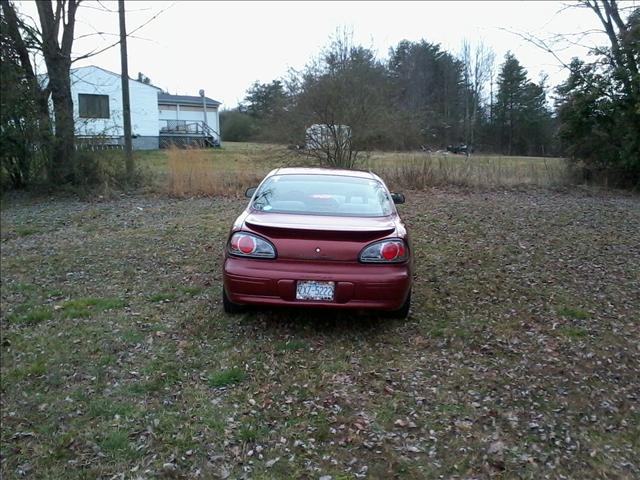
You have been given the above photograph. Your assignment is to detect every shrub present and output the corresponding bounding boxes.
[71,149,146,195]
[220,110,260,142]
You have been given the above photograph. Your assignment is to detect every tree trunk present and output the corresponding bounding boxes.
[36,0,79,184]
[47,60,76,183]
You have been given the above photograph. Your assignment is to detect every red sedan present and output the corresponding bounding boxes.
[222,168,412,317]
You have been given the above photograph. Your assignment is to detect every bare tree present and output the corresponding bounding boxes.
[460,39,495,151]
[584,0,639,99]
[295,29,388,168]
[501,1,637,100]
[35,0,80,183]
[461,41,471,149]
[304,123,357,168]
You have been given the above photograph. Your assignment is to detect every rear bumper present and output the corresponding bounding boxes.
[223,257,411,311]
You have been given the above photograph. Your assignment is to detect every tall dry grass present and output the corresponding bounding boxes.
[166,147,265,197]
[365,152,575,190]
[163,143,576,197]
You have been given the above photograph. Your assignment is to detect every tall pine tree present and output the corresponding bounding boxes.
[494,53,528,155]
[493,53,554,156]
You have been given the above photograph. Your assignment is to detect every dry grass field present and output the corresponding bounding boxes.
[365,152,573,190]
[1,144,638,479]
[140,143,293,196]
[135,143,575,197]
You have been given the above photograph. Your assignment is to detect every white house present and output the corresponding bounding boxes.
[68,65,221,149]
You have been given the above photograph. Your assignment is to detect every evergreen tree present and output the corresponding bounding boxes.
[244,80,288,120]
[388,40,466,148]
[493,53,555,156]
[494,53,528,154]
[555,3,639,186]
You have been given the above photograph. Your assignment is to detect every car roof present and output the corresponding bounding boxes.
[266,167,379,180]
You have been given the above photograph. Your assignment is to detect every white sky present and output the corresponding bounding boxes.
[15,1,631,108]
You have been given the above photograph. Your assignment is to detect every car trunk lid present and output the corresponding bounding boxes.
[244,212,396,262]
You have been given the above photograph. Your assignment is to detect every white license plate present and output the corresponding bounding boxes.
[296,281,335,301]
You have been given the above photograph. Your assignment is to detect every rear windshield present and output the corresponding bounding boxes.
[251,174,394,217]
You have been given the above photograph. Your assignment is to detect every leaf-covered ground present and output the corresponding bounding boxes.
[1,188,638,479]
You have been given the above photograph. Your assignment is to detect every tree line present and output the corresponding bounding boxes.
[223,2,638,186]
[223,37,556,158]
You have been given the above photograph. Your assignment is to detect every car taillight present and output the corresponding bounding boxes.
[359,239,408,263]
[228,232,276,259]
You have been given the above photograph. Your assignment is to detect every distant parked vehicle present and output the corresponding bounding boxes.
[447,144,472,155]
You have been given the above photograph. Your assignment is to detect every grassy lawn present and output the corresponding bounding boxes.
[1,149,639,478]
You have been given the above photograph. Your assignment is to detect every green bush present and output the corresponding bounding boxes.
[72,150,145,193]
[220,110,260,142]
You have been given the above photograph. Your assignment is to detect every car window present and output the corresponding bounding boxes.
[251,174,393,217]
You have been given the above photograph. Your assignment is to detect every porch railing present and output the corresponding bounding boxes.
[160,120,219,138]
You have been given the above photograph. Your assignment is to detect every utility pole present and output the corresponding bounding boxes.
[119,0,133,178]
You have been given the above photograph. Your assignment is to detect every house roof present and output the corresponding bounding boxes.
[70,65,163,90]
[158,93,221,107]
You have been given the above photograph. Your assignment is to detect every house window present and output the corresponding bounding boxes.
[78,94,110,118]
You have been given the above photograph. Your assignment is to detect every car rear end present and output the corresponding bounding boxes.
[222,170,412,315]
[223,227,411,311]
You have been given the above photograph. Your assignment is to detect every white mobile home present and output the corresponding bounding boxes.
[68,65,221,149]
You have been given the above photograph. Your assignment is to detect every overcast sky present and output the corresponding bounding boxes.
[16,1,625,108]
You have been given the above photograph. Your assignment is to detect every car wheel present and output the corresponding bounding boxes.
[222,288,244,314]
[386,290,411,319]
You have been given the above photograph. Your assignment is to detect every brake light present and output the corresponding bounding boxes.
[360,239,408,263]
[228,232,276,259]
[238,235,256,254]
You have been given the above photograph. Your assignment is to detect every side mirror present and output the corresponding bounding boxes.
[245,187,257,198]
[391,192,405,205]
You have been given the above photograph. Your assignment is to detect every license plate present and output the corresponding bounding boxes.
[296,281,335,301]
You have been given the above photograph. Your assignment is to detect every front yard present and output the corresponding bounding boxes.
[1,187,638,479]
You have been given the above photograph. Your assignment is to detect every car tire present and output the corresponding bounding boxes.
[386,290,411,319]
[222,288,244,314]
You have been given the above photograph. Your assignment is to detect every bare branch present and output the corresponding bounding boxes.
[74,30,151,42]
[71,2,173,63]
[54,0,62,38]
[61,0,80,58]
[1,0,37,81]
[584,0,638,96]
[96,0,115,12]
[607,0,628,32]
[79,1,152,13]
[498,27,574,72]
